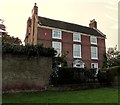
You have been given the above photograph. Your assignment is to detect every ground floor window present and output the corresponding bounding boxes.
[52,41,62,56]
[91,63,98,76]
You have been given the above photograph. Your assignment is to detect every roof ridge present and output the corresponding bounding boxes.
[38,16,90,29]
[38,16,106,38]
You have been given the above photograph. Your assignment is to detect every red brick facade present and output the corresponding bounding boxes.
[25,3,106,69]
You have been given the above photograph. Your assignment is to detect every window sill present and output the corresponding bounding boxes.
[73,40,81,42]
[73,56,82,59]
[52,37,62,40]
[91,58,98,60]
[91,42,97,45]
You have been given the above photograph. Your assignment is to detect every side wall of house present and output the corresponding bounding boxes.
[2,54,52,92]
[98,38,106,68]
[37,27,52,47]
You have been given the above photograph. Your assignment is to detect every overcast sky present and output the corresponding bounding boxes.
[0,0,118,49]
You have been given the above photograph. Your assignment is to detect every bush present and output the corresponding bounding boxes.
[2,43,57,57]
[108,66,120,86]
[50,67,97,85]
[97,70,110,86]
[97,66,120,86]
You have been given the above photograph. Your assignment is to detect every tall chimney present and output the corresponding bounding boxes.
[27,17,31,27]
[89,19,97,28]
[32,3,38,15]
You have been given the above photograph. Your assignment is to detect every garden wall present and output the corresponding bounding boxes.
[2,54,52,92]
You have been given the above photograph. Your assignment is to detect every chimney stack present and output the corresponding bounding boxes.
[32,3,38,15]
[27,17,31,27]
[89,19,97,28]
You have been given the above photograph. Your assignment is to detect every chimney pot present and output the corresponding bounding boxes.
[35,3,37,6]
[89,19,97,28]
[32,3,38,15]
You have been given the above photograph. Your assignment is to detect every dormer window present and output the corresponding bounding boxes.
[52,29,62,39]
[91,36,97,45]
[73,33,81,42]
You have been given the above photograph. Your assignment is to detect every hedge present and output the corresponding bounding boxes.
[97,66,120,86]
[50,67,97,85]
[2,42,57,57]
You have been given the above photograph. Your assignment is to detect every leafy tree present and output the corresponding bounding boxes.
[106,46,120,67]
[0,19,22,45]
[102,53,108,69]
[2,34,22,45]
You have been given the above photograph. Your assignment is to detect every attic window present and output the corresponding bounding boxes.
[73,33,81,42]
[90,36,97,45]
[52,29,62,39]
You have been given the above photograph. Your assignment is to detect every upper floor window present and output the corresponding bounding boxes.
[91,46,98,59]
[73,44,81,58]
[52,29,62,39]
[90,36,97,45]
[52,41,62,56]
[73,33,81,42]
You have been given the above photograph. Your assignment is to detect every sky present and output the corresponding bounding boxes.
[0,0,119,49]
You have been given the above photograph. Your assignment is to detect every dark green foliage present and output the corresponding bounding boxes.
[2,43,57,57]
[110,66,120,75]
[52,56,68,68]
[107,46,120,67]
[102,53,108,69]
[50,67,97,85]
[97,70,110,86]
[97,66,120,86]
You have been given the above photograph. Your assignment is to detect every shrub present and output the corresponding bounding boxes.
[2,43,57,57]
[97,70,110,86]
[49,67,97,85]
[108,66,120,86]
[97,66,120,86]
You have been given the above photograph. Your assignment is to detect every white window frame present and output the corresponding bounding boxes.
[90,36,97,45]
[73,33,81,42]
[91,46,98,59]
[52,29,62,39]
[91,63,99,75]
[52,41,62,56]
[73,44,81,58]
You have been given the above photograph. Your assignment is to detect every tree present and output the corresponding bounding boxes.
[102,53,108,69]
[2,34,22,45]
[106,46,120,67]
[0,19,22,45]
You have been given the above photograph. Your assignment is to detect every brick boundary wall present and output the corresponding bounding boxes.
[2,54,52,92]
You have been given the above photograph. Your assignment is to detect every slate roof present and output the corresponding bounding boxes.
[38,16,106,38]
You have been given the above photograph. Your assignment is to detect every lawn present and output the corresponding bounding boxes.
[2,87,118,103]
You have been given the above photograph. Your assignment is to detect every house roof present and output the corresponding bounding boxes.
[38,16,106,38]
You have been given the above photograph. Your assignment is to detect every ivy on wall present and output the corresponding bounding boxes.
[2,42,57,57]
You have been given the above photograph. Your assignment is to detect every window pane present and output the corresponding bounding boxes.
[91,46,98,59]
[91,36,97,44]
[52,29,61,39]
[73,33,81,42]
[73,44,81,58]
[52,41,61,56]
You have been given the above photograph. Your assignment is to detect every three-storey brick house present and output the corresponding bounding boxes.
[25,3,106,72]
